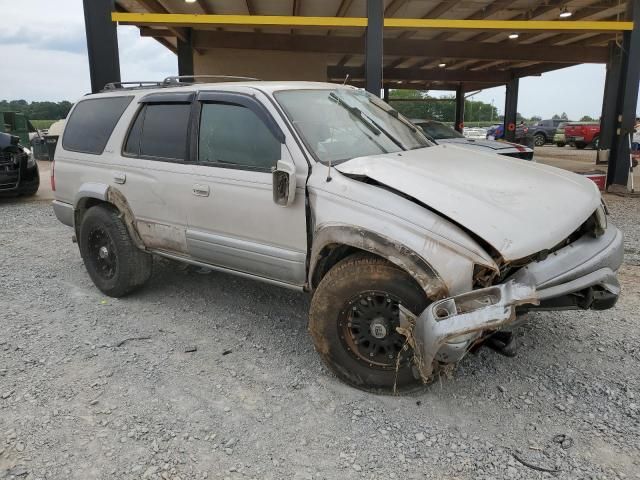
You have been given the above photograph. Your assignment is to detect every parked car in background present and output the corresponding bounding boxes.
[554,122,569,147]
[486,123,535,149]
[0,131,39,197]
[52,80,621,393]
[413,120,533,160]
[565,123,600,149]
[530,119,567,147]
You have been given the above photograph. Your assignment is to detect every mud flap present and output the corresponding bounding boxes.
[399,281,538,382]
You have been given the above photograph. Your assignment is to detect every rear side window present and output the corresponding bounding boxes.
[198,103,281,170]
[62,96,133,154]
[124,103,191,161]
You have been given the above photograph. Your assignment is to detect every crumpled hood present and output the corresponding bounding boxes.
[335,144,600,260]
[438,137,531,152]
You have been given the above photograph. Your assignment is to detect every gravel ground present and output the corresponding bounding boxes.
[1,195,639,480]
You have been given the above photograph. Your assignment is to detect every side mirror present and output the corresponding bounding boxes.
[272,160,296,207]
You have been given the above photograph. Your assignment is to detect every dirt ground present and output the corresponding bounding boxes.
[1,163,639,479]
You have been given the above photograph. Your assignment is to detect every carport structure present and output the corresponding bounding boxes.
[83,0,639,190]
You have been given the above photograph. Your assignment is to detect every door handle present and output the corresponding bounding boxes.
[192,184,210,197]
[112,171,126,184]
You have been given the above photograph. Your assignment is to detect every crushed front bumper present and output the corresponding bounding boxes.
[405,224,623,381]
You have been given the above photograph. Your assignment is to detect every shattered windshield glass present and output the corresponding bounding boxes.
[275,88,432,165]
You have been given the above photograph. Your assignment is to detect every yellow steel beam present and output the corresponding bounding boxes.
[111,12,633,31]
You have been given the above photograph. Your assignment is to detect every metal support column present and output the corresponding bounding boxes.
[365,0,384,96]
[177,28,194,78]
[455,85,465,133]
[383,87,390,103]
[607,0,640,189]
[82,0,121,93]
[504,78,519,142]
[598,42,622,163]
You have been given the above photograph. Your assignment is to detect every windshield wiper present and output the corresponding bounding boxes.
[358,111,408,151]
[328,92,381,137]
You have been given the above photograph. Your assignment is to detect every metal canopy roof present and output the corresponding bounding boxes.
[114,0,631,90]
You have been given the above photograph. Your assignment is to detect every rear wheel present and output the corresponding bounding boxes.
[576,142,587,150]
[309,254,430,394]
[556,142,565,148]
[78,205,152,297]
[533,133,546,147]
[591,135,600,149]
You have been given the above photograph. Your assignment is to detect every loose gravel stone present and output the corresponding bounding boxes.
[0,194,639,479]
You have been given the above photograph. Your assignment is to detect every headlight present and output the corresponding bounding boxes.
[594,204,607,236]
[24,148,36,168]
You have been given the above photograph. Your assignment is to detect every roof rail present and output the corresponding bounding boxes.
[101,75,262,93]
[162,75,261,85]
[102,81,166,91]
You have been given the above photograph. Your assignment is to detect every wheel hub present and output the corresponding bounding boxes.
[338,291,410,369]
[87,227,117,280]
[369,318,388,339]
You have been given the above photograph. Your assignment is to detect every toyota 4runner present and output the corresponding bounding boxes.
[52,78,623,393]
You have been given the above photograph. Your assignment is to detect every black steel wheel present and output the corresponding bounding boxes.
[78,205,152,297]
[338,291,410,370]
[309,254,430,394]
[87,226,118,280]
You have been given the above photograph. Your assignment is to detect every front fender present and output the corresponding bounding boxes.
[310,226,448,299]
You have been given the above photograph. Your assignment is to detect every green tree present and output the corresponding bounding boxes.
[388,89,498,124]
[580,115,595,122]
[0,100,73,120]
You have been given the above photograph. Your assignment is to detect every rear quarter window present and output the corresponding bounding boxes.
[123,103,191,161]
[62,96,133,154]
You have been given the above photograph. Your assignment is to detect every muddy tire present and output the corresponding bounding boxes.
[309,254,429,394]
[78,205,152,298]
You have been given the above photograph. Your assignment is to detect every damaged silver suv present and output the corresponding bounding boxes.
[52,79,623,393]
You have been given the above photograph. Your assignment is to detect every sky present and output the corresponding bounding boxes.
[0,0,637,119]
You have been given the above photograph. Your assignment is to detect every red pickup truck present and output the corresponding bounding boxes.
[564,123,600,149]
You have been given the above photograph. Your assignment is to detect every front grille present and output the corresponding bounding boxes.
[0,151,21,190]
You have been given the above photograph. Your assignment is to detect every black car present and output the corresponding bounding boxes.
[529,119,568,147]
[0,132,39,197]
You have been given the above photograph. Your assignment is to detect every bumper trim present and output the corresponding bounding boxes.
[404,281,538,381]
[52,200,74,227]
[508,225,623,300]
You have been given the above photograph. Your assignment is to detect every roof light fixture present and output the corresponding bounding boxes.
[438,62,447,68]
[185,0,197,3]
[508,33,519,39]
[559,8,572,18]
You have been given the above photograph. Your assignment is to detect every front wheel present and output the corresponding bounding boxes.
[556,142,565,148]
[591,136,600,149]
[533,133,546,147]
[78,205,152,297]
[309,254,430,394]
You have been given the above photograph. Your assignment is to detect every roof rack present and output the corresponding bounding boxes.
[162,75,261,84]
[102,81,165,91]
[101,75,261,93]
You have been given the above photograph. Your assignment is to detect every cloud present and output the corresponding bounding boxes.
[0,25,87,55]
